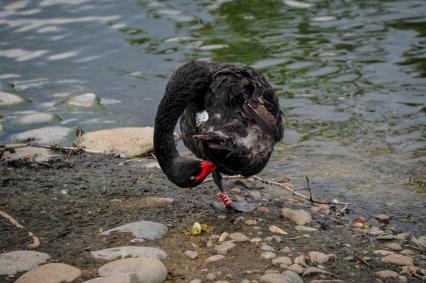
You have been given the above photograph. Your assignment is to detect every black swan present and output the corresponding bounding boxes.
[154,61,284,211]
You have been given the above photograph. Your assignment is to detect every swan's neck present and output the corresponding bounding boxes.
[153,61,211,183]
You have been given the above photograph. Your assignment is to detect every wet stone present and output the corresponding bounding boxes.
[400,249,416,256]
[373,250,395,256]
[15,263,81,283]
[205,255,225,263]
[282,270,303,283]
[272,256,292,266]
[249,191,261,200]
[287,264,304,274]
[16,112,56,125]
[189,279,202,283]
[308,251,336,264]
[295,225,317,232]
[269,225,287,235]
[67,92,100,108]
[260,273,290,283]
[98,258,167,282]
[245,219,257,225]
[101,220,167,241]
[218,232,229,243]
[257,206,270,214]
[229,232,249,242]
[250,237,262,243]
[281,208,312,225]
[0,91,24,106]
[184,250,198,260]
[91,246,168,261]
[1,146,58,162]
[374,214,390,222]
[396,232,410,241]
[0,250,50,275]
[12,126,72,145]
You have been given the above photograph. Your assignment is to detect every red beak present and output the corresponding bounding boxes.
[195,161,217,181]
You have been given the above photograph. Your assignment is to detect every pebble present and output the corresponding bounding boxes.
[260,252,276,259]
[374,214,390,222]
[67,92,100,108]
[0,251,50,275]
[142,197,174,206]
[272,256,292,266]
[368,227,384,236]
[189,279,202,283]
[412,235,426,249]
[265,269,280,274]
[377,234,396,240]
[373,250,395,256]
[15,263,81,283]
[396,233,410,241]
[287,264,305,274]
[281,208,312,225]
[82,274,135,283]
[294,255,307,267]
[295,226,317,232]
[385,242,402,251]
[308,251,336,264]
[229,232,249,242]
[259,273,290,283]
[91,246,167,261]
[78,127,154,158]
[230,187,241,193]
[16,112,56,125]
[375,270,399,279]
[184,250,198,260]
[257,206,270,214]
[249,191,262,200]
[0,91,25,106]
[245,219,257,225]
[218,232,229,243]
[283,0,313,9]
[400,249,416,256]
[269,225,287,235]
[261,243,275,252]
[206,272,217,280]
[311,204,331,215]
[282,270,303,283]
[250,237,262,243]
[12,126,72,145]
[98,258,167,282]
[280,247,292,254]
[101,220,167,241]
[303,267,334,277]
[205,255,225,263]
[381,254,414,266]
[215,241,236,255]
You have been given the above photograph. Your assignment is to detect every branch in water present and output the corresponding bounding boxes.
[0,210,40,250]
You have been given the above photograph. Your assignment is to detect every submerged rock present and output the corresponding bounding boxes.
[98,258,167,282]
[15,263,81,283]
[12,126,72,145]
[66,92,100,108]
[91,246,168,261]
[215,241,236,255]
[16,112,57,125]
[78,127,154,157]
[0,91,25,106]
[101,221,167,241]
[229,232,249,242]
[381,254,414,266]
[0,251,50,275]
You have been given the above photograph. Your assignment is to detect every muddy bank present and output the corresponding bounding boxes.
[0,152,425,282]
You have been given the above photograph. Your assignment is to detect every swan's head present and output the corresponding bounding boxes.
[169,159,217,188]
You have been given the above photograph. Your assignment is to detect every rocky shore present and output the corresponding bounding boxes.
[0,149,425,283]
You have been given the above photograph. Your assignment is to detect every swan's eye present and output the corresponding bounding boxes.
[190,176,195,181]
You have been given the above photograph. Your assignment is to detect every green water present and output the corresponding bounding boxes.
[0,0,425,231]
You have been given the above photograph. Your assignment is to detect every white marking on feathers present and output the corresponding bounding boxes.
[195,110,209,127]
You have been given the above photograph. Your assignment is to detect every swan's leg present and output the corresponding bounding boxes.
[212,171,259,212]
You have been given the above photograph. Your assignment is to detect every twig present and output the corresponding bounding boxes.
[353,253,371,267]
[67,128,83,159]
[0,210,40,250]
[306,176,314,205]
[204,175,350,207]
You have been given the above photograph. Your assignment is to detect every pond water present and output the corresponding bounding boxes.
[0,0,425,232]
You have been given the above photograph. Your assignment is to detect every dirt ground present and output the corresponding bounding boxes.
[0,152,424,282]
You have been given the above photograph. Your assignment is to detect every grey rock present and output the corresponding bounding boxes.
[381,254,414,266]
[282,270,303,283]
[272,256,292,266]
[91,246,167,261]
[261,243,275,252]
[250,237,262,243]
[12,126,72,145]
[385,242,402,251]
[184,250,198,260]
[249,191,261,200]
[229,232,249,242]
[16,112,56,125]
[215,241,236,255]
[15,263,81,283]
[295,226,317,232]
[0,91,24,106]
[0,251,50,275]
[281,208,312,225]
[260,274,290,283]
[261,252,276,259]
[1,146,58,162]
[82,274,137,283]
[101,221,167,240]
[286,264,304,274]
[67,92,100,108]
[376,234,396,240]
[98,258,167,283]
